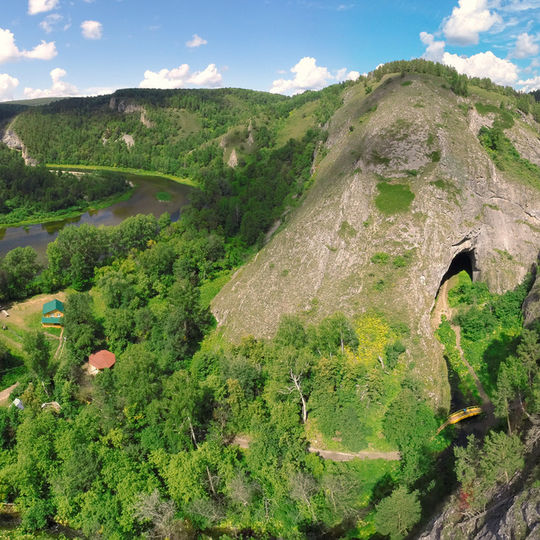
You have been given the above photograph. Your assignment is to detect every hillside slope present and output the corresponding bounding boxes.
[212,73,540,406]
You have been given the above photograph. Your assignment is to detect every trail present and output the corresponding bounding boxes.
[432,279,491,408]
[0,382,19,404]
[232,436,400,461]
[432,277,495,435]
[53,328,64,359]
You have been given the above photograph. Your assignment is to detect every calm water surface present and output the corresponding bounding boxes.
[0,174,192,260]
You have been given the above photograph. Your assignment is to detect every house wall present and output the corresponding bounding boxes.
[44,309,63,318]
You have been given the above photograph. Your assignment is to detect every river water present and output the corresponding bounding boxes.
[0,174,192,260]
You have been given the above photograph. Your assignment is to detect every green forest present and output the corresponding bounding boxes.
[0,146,130,227]
[0,61,539,539]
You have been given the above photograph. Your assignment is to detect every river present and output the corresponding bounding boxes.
[0,174,192,260]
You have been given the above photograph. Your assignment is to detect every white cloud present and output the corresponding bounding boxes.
[443,0,502,45]
[270,57,332,94]
[40,13,64,34]
[24,67,79,98]
[23,40,57,60]
[81,20,103,40]
[420,31,446,61]
[517,75,540,92]
[187,64,222,85]
[186,34,207,48]
[28,0,59,15]
[0,73,19,101]
[498,1,540,12]
[270,57,359,94]
[511,32,539,58]
[442,50,519,85]
[139,63,223,89]
[0,28,57,63]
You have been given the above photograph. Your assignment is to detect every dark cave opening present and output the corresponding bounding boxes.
[437,250,475,295]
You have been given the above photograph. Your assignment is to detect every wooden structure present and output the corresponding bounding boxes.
[42,299,64,328]
[88,350,116,375]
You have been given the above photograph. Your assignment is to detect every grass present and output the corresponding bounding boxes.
[275,101,318,147]
[46,163,197,187]
[435,318,481,403]
[475,103,514,129]
[199,270,233,309]
[375,182,415,215]
[156,191,172,202]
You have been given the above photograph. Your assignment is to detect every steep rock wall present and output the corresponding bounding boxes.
[212,76,540,406]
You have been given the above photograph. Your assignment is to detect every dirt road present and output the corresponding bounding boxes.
[232,436,400,461]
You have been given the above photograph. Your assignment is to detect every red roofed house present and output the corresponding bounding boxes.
[88,350,116,376]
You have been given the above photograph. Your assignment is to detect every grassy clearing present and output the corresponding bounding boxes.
[275,101,318,147]
[200,270,233,309]
[375,182,415,215]
[46,163,197,187]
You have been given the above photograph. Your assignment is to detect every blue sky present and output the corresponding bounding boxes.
[0,0,539,101]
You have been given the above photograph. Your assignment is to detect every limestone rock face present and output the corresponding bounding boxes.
[2,125,37,166]
[211,75,540,406]
[109,97,155,128]
[523,271,540,328]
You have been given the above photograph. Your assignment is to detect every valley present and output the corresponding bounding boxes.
[0,61,538,539]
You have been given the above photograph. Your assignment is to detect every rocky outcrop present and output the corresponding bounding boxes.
[109,97,155,128]
[2,123,37,166]
[419,425,540,540]
[227,148,238,168]
[211,76,540,406]
[523,270,540,328]
[121,133,134,148]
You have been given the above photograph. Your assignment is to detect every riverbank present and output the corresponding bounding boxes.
[0,188,135,230]
[46,163,197,187]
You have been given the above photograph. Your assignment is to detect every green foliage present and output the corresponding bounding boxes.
[0,247,41,302]
[478,125,540,190]
[0,145,129,226]
[375,182,415,215]
[374,486,421,539]
[454,432,524,511]
[448,270,491,307]
[435,318,480,402]
[371,252,390,264]
[448,272,531,395]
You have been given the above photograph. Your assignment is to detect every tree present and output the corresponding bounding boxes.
[374,486,421,540]
[63,292,101,362]
[23,332,51,384]
[0,247,41,300]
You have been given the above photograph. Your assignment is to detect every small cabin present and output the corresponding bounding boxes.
[42,299,65,328]
[88,350,116,376]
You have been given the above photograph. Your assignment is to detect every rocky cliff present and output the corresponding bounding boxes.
[212,74,540,406]
[419,424,540,540]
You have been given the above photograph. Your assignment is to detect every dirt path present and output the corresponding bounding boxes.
[432,278,491,408]
[53,328,65,359]
[232,436,400,461]
[0,382,19,404]
[308,447,400,461]
[453,325,491,407]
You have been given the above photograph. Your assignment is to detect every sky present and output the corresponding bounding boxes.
[0,0,539,102]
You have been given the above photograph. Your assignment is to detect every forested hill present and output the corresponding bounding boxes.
[10,86,334,175]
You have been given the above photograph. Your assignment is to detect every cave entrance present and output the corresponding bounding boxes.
[437,250,475,295]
